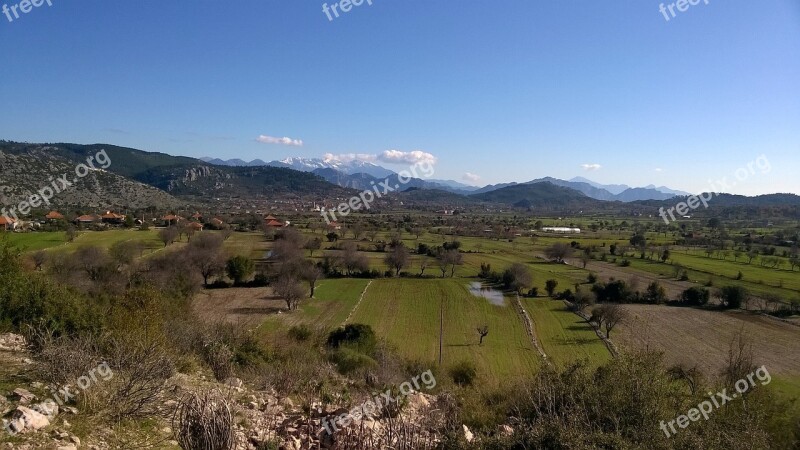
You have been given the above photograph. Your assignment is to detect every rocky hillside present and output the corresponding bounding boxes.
[0,146,182,210]
[0,333,449,450]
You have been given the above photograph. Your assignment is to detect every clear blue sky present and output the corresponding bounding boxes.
[1,0,798,195]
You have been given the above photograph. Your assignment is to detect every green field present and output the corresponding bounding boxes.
[523,298,611,368]
[258,278,371,337]
[349,278,541,380]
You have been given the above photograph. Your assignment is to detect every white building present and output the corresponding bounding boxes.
[542,227,581,234]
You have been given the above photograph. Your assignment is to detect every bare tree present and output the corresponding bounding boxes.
[273,275,306,310]
[159,226,179,247]
[341,241,369,276]
[384,244,410,276]
[32,250,47,271]
[300,262,323,298]
[476,325,489,345]
[188,234,225,286]
[598,303,626,338]
[303,237,322,257]
[544,243,572,263]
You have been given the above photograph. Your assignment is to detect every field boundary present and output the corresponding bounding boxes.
[514,294,549,361]
[562,300,619,358]
[342,280,373,326]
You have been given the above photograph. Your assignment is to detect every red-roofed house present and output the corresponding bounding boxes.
[101,211,126,225]
[45,211,65,221]
[75,214,100,225]
[0,216,17,231]
[162,214,184,227]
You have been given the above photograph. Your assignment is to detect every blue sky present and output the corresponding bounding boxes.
[1,0,798,195]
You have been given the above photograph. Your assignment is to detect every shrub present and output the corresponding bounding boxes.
[716,286,749,309]
[449,360,477,386]
[587,273,598,283]
[545,279,559,297]
[330,347,377,374]
[678,287,710,306]
[288,325,312,341]
[327,324,377,354]
[173,390,235,450]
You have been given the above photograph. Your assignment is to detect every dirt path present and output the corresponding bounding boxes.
[342,280,373,326]
[513,294,548,361]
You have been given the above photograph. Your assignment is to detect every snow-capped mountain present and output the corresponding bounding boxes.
[268,157,396,178]
[201,156,396,178]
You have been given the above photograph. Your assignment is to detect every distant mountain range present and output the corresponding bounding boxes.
[201,157,688,202]
[2,141,797,216]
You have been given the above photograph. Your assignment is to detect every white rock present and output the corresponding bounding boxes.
[462,424,474,443]
[10,405,50,432]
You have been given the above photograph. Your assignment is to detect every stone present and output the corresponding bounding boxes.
[9,388,36,404]
[462,424,474,443]
[9,405,50,432]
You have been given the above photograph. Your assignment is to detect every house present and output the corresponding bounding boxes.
[162,214,184,227]
[75,214,101,225]
[0,216,17,231]
[186,222,204,232]
[191,212,203,221]
[205,217,225,230]
[45,211,65,221]
[264,215,285,228]
[327,221,342,231]
[101,211,126,225]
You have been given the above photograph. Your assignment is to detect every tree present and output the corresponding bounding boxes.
[544,243,572,263]
[597,303,626,338]
[341,241,369,276]
[503,263,533,294]
[418,258,429,276]
[303,237,322,258]
[661,248,670,263]
[300,262,323,298]
[32,250,47,271]
[226,256,254,285]
[679,286,710,306]
[188,233,225,286]
[716,286,749,310]
[384,244,410,276]
[643,281,667,305]
[572,289,594,311]
[65,226,77,242]
[159,226,179,247]
[325,232,339,243]
[273,275,306,310]
[436,248,462,278]
[110,240,143,268]
[476,325,489,345]
[545,279,559,297]
[747,249,758,264]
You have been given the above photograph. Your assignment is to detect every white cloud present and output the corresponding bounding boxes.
[256,134,304,146]
[322,153,377,163]
[462,172,481,183]
[379,150,437,165]
[655,168,663,172]
[581,163,602,171]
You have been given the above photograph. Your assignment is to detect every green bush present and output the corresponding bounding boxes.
[326,323,377,354]
[288,325,312,341]
[330,347,377,374]
[449,360,478,386]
